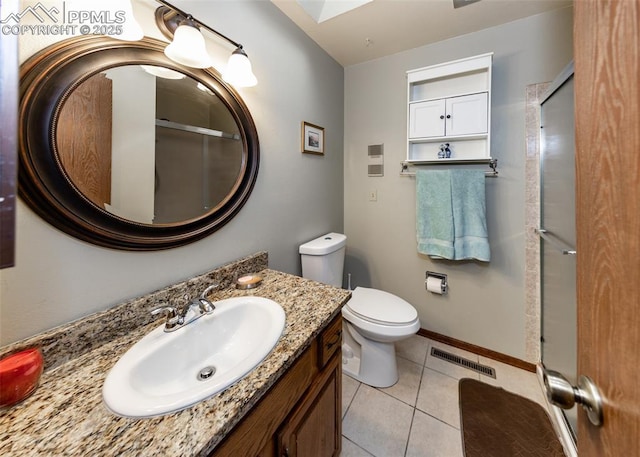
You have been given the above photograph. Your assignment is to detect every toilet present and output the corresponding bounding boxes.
[299,233,420,387]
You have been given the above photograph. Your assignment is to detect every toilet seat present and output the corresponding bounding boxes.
[346,287,417,325]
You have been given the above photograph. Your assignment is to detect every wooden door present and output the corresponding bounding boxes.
[574,1,640,455]
[57,73,113,208]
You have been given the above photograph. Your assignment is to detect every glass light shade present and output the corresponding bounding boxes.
[222,48,258,88]
[108,0,144,41]
[164,23,212,69]
[140,65,185,80]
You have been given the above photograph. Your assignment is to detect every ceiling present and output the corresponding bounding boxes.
[270,0,572,67]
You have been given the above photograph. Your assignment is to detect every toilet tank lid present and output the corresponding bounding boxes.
[347,287,418,324]
[299,233,347,255]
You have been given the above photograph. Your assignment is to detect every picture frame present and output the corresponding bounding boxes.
[301,121,324,155]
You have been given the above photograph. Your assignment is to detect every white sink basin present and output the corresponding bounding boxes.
[102,296,285,418]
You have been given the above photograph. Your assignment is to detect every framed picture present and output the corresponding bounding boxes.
[301,122,324,155]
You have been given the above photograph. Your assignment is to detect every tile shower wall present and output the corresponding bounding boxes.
[524,82,551,362]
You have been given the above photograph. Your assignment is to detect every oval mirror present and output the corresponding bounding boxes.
[19,36,259,250]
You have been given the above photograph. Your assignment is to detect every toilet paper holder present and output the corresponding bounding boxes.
[426,271,448,295]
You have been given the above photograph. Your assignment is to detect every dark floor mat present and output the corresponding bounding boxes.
[459,378,566,457]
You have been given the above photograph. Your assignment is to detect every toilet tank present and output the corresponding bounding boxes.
[299,233,346,288]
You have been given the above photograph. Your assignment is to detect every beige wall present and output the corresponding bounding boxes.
[0,0,344,345]
[344,7,573,361]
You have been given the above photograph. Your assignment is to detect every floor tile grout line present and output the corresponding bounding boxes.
[342,435,376,457]
[415,406,462,431]
[415,363,426,406]
[341,378,361,420]
[403,407,418,457]
[374,383,418,409]
[402,363,427,457]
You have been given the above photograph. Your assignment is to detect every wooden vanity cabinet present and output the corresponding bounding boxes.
[211,313,342,457]
[276,353,341,457]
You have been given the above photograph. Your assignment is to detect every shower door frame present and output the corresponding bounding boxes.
[538,62,577,444]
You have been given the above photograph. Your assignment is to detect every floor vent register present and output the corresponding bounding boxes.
[430,347,496,378]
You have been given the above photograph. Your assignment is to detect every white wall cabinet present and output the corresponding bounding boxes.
[409,92,488,139]
[407,53,492,163]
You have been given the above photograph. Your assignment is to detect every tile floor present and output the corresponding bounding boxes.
[340,335,550,457]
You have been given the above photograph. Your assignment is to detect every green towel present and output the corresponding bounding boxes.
[416,170,490,262]
[416,170,455,259]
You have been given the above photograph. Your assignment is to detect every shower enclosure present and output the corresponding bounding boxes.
[539,62,577,440]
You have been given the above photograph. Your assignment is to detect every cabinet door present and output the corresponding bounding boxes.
[409,99,446,138]
[278,355,341,457]
[445,92,488,136]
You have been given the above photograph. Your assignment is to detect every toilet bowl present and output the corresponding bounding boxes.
[299,233,421,388]
[341,287,420,387]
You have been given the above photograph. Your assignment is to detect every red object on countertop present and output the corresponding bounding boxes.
[0,348,44,408]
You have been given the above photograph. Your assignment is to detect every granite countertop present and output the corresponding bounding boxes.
[0,266,350,456]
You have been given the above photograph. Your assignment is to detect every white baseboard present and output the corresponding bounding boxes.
[536,364,577,457]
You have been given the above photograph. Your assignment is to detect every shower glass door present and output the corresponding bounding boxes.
[539,63,577,439]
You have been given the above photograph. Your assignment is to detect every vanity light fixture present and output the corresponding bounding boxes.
[154,0,258,87]
[223,47,258,88]
[163,17,212,68]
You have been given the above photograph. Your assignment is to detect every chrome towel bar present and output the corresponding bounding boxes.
[400,159,498,177]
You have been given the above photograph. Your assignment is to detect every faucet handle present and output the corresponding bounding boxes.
[201,282,220,299]
[150,305,183,328]
[197,298,215,314]
[151,305,177,317]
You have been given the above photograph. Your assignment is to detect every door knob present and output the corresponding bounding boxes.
[543,369,603,426]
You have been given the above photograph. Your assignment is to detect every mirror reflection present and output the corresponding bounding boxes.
[56,65,243,225]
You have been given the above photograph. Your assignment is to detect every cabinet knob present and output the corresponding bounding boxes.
[446,114,451,119]
[439,115,445,120]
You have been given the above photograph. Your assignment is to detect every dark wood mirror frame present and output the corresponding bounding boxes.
[19,35,259,250]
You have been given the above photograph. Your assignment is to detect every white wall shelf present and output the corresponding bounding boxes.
[407,53,493,163]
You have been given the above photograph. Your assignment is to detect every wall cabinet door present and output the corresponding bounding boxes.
[409,98,446,138]
[277,354,341,457]
[445,92,488,136]
[409,92,488,139]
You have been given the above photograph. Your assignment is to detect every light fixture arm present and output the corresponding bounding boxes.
[155,0,242,49]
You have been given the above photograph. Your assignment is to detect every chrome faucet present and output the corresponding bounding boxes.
[151,283,220,332]
[150,305,184,332]
[201,283,220,300]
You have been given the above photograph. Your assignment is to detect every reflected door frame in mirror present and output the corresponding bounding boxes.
[19,36,259,250]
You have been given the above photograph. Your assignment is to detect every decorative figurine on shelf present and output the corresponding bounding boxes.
[438,143,453,159]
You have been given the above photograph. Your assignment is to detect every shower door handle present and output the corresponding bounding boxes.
[535,228,577,255]
[542,369,604,426]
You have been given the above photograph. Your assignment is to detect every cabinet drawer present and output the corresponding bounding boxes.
[319,315,342,367]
